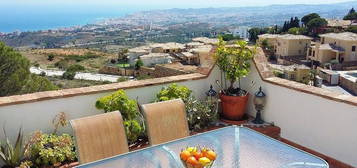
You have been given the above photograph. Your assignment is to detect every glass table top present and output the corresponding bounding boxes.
[76,126,328,168]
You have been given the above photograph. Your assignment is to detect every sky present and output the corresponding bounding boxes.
[2,0,355,8]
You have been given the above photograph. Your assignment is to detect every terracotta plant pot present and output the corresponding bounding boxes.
[220,93,249,121]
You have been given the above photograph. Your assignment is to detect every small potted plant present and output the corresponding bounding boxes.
[214,38,256,121]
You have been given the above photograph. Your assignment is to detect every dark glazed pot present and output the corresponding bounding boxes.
[220,93,249,121]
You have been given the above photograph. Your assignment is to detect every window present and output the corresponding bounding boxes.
[321,37,325,44]
[352,46,356,52]
[313,51,315,57]
[309,49,312,56]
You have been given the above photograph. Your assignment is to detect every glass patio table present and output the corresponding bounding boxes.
[76,126,328,168]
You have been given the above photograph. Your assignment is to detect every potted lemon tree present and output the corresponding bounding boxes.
[214,38,256,121]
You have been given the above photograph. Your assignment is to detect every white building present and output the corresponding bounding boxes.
[229,26,250,40]
[139,53,172,67]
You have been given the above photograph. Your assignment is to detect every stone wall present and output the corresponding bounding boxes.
[136,67,155,77]
[137,65,188,78]
[152,65,188,77]
[340,76,357,95]
[99,66,135,76]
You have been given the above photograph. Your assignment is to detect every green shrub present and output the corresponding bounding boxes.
[185,97,218,131]
[124,120,143,143]
[0,128,24,167]
[67,64,85,72]
[47,54,55,61]
[27,132,76,167]
[21,74,58,94]
[65,52,99,62]
[273,70,285,78]
[96,90,138,119]
[62,71,76,80]
[220,34,240,41]
[84,52,100,59]
[117,77,129,82]
[135,59,144,70]
[54,60,69,70]
[95,90,145,143]
[156,83,192,102]
[156,84,218,131]
[136,74,152,80]
[33,62,40,67]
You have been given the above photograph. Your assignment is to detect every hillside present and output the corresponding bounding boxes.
[21,48,114,72]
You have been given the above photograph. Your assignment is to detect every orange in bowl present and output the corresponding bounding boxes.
[179,147,216,168]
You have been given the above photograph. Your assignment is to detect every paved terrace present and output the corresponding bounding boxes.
[0,48,356,167]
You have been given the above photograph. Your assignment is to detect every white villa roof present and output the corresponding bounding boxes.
[270,64,310,71]
[258,34,312,40]
[140,53,171,59]
[327,19,351,27]
[150,42,185,49]
[181,52,195,58]
[258,34,280,39]
[278,34,312,40]
[319,44,345,52]
[192,37,219,44]
[129,46,151,53]
[189,45,212,53]
[320,32,357,41]
[186,42,205,47]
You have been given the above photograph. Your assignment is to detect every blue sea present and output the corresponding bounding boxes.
[0,4,154,33]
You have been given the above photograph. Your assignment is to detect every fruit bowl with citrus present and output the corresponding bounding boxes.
[179,147,217,168]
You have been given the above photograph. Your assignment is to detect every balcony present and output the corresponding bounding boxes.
[0,48,356,168]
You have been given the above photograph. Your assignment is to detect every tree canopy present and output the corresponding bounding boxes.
[288,27,307,35]
[282,17,300,32]
[220,34,241,41]
[306,18,328,31]
[301,13,320,26]
[343,9,357,20]
[343,8,357,20]
[248,27,268,42]
[349,7,356,14]
[0,42,31,96]
[0,42,57,96]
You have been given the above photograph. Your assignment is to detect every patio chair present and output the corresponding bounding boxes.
[141,99,189,145]
[70,111,129,164]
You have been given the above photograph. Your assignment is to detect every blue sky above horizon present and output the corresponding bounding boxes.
[2,0,355,8]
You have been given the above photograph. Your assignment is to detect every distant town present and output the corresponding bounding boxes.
[0,2,357,97]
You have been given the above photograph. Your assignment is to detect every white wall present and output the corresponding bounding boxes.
[0,67,221,141]
[241,64,357,167]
